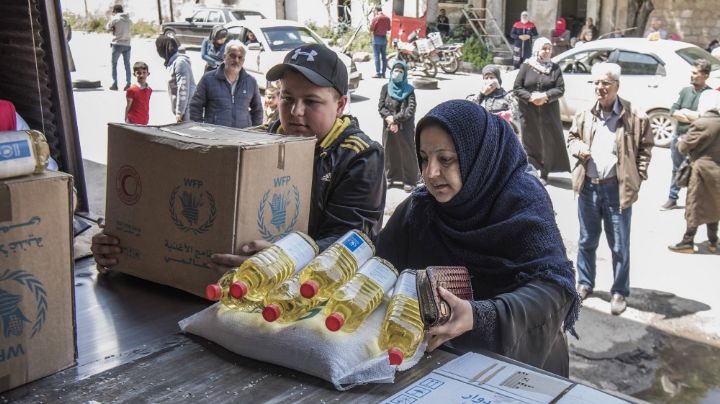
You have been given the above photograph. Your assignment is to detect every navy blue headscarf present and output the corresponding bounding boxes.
[410,100,579,334]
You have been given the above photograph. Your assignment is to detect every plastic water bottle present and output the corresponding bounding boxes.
[298,230,374,300]
[0,130,50,180]
[379,270,424,365]
[261,275,324,323]
[205,268,261,311]
[324,257,398,333]
[229,231,319,302]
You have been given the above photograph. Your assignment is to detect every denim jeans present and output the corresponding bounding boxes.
[372,35,387,76]
[111,44,131,87]
[668,133,685,201]
[576,180,632,297]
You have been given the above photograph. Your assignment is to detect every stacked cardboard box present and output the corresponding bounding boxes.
[0,171,76,392]
[105,123,316,298]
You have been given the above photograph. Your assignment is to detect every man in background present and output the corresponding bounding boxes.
[369,6,391,78]
[106,4,133,91]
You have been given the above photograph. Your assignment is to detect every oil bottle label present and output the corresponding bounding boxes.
[276,233,317,271]
[393,271,417,299]
[338,231,373,266]
[359,258,398,293]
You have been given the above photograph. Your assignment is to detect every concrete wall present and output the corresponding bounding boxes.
[647,0,720,47]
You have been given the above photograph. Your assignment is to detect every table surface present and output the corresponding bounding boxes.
[2,259,632,403]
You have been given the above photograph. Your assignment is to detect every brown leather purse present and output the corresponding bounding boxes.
[416,266,473,328]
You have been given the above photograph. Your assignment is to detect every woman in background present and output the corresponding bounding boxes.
[514,38,570,184]
[200,25,227,72]
[378,61,419,192]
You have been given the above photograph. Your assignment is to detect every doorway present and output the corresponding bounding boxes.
[504,0,527,36]
[560,0,588,38]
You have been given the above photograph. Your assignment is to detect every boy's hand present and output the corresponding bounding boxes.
[176,113,183,123]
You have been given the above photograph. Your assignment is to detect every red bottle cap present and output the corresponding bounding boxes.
[205,284,222,301]
[262,304,282,322]
[325,313,345,331]
[229,282,248,299]
[388,348,404,366]
[300,280,319,298]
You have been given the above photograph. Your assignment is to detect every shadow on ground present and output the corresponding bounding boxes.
[591,287,711,319]
[571,307,720,403]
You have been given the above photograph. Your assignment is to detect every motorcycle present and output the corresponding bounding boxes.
[388,29,439,78]
[426,32,462,74]
[436,43,463,74]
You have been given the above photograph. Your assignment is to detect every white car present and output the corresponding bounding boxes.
[223,19,361,93]
[503,38,720,147]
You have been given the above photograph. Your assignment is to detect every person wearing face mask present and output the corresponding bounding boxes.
[379,61,419,193]
[474,65,517,128]
[376,100,579,377]
[155,35,196,123]
[190,40,263,129]
[510,11,538,69]
[514,37,570,185]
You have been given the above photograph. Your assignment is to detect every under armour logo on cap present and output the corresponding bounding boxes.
[291,48,318,62]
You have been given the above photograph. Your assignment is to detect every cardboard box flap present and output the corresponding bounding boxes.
[108,123,316,148]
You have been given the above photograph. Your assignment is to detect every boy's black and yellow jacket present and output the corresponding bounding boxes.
[267,116,386,250]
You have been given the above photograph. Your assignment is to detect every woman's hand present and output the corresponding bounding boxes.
[389,123,399,133]
[210,239,272,273]
[426,287,474,352]
[91,218,122,273]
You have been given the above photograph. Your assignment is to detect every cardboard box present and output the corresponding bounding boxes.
[0,171,76,392]
[105,123,316,298]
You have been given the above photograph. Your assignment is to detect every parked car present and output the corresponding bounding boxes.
[161,8,265,46]
[223,19,362,93]
[503,38,720,147]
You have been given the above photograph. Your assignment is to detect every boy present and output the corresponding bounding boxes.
[263,85,279,125]
[125,62,152,125]
[92,44,386,273]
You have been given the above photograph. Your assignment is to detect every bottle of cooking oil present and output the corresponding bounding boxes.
[229,231,319,302]
[299,230,374,300]
[205,268,263,312]
[261,275,324,323]
[379,270,424,365]
[0,130,50,180]
[324,257,398,333]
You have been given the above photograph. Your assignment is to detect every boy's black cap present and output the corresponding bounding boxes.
[266,44,348,96]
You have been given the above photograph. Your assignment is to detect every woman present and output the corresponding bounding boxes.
[474,65,517,128]
[582,17,599,40]
[573,28,594,47]
[156,35,196,122]
[510,11,538,69]
[551,17,570,55]
[378,61,420,192]
[514,37,570,184]
[200,25,227,72]
[376,100,579,376]
[668,105,720,253]
[245,31,259,45]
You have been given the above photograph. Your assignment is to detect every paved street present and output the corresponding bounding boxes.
[69,32,719,400]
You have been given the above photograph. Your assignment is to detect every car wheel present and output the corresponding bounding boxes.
[164,29,177,39]
[648,110,674,148]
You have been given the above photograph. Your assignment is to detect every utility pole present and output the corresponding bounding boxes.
[157,0,163,24]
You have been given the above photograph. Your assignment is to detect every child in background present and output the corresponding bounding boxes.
[263,85,279,125]
[125,61,152,124]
